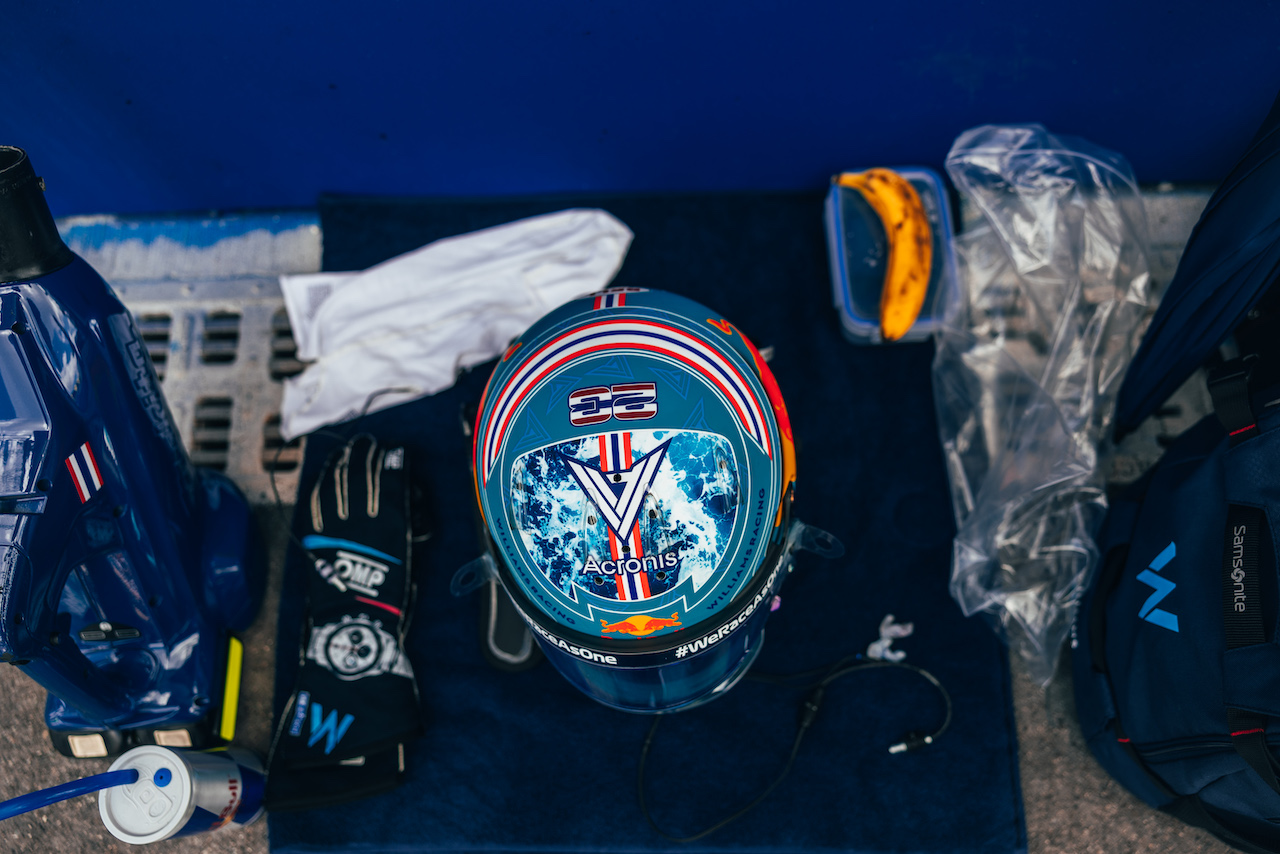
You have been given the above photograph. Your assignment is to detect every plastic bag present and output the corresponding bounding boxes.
[934,125,1154,686]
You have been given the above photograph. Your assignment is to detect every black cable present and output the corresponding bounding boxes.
[636,654,951,843]
[810,658,952,751]
[744,652,863,687]
[637,706,814,844]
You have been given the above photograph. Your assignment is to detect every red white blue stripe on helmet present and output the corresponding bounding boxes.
[481,319,771,483]
[599,431,652,602]
[592,287,647,311]
[593,292,626,310]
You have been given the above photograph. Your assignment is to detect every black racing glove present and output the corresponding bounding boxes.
[267,435,422,810]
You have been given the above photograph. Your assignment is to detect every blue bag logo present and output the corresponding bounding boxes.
[308,701,355,755]
[288,690,310,737]
[1136,541,1178,632]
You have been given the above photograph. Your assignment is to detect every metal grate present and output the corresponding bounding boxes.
[201,311,242,364]
[262,413,301,472]
[135,313,172,380]
[269,308,305,380]
[191,396,233,471]
[61,211,324,505]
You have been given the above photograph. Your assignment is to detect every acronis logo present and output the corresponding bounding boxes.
[1136,542,1178,633]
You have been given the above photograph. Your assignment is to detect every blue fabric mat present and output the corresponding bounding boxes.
[267,192,1025,854]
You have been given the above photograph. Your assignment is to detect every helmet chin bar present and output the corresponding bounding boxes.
[456,482,842,713]
[491,503,791,668]
[492,528,786,713]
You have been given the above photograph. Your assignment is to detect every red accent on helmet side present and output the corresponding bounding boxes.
[736,327,796,527]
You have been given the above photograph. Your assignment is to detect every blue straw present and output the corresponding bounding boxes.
[0,769,140,821]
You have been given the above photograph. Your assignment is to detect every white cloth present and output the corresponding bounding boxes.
[279,209,633,440]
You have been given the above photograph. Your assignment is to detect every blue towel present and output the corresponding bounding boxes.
[268,192,1025,854]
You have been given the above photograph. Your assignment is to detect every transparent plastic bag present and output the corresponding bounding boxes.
[934,125,1154,685]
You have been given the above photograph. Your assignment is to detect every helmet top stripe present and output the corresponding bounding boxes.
[480,319,769,482]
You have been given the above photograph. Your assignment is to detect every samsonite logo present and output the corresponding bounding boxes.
[1136,541,1178,633]
[1231,524,1248,613]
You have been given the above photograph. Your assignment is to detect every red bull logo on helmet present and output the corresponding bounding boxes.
[600,613,682,637]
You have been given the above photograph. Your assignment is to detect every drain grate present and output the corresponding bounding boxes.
[262,413,301,473]
[59,211,323,505]
[269,308,305,381]
[134,313,172,380]
[191,396,233,471]
[201,311,242,364]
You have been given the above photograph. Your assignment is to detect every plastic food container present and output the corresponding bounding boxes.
[823,166,959,344]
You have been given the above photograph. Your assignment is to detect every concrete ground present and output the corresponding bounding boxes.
[0,186,1238,852]
[1015,655,1227,854]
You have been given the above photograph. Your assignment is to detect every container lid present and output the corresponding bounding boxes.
[825,166,959,343]
[99,745,194,845]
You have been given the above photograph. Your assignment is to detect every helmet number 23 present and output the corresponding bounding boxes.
[569,383,658,426]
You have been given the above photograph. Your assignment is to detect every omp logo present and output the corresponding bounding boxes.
[1136,542,1178,632]
[332,549,388,597]
[308,702,354,755]
[300,536,401,599]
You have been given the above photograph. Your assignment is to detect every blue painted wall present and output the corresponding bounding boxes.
[5,0,1279,215]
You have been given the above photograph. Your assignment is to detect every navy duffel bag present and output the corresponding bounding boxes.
[1075,357,1280,853]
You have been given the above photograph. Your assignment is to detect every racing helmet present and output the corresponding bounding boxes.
[467,287,831,713]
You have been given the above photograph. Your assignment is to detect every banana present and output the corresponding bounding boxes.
[837,169,933,341]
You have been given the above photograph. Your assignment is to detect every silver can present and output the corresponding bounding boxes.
[98,745,265,844]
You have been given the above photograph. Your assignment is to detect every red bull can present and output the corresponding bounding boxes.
[98,745,265,844]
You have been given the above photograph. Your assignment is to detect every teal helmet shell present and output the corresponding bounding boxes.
[472,287,797,712]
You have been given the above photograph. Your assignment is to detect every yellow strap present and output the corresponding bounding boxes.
[219,636,244,741]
